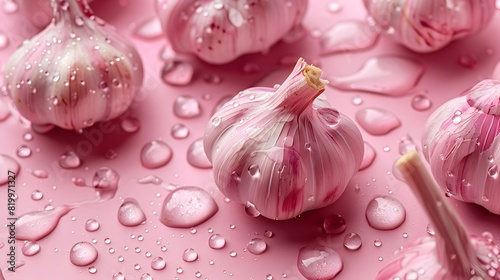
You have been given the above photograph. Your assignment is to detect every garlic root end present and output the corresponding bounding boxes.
[303,65,327,92]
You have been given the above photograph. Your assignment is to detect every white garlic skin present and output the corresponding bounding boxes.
[422,80,500,214]
[4,0,144,130]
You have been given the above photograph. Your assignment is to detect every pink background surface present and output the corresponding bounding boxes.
[1,0,500,279]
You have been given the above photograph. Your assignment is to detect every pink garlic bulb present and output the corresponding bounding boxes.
[422,80,500,214]
[378,150,499,279]
[363,0,496,52]
[203,58,364,220]
[17,0,96,28]
[155,0,308,64]
[4,0,144,130]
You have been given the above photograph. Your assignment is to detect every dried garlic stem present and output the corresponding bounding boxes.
[396,150,481,277]
[303,65,327,92]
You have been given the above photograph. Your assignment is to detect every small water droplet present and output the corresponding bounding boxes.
[112,272,125,280]
[327,2,342,13]
[458,54,477,69]
[173,95,201,118]
[187,138,212,169]
[137,175,163,185]
[31,169,48,179]
[411,93,432,111]
[59,151,81,169]
[359,142,376,171]
[356,108,401,135]
[74,16,85,26]
[70,241,98,266]
[118,198,146,227]
[16,145,32,158]
[365,195,406,230]
[31,190,43,201]
[0,31,9,49]
[160,186,218,228]
[351,95,363,106]
[343,232,362,250]
[85,219,100,232]
[22,241,41,256]
[140,140,173,169]
[2,0,18,14]
[245,201,261,217]
[247,238,267,255]
[121,117,141,133]
[171,123,190,139]
[229,250,237,257]
[323,214,347,234]
[150,256,167,270]
[426,224,435,236]
[374,239,382,247]
[140,273,153,280]
[243,63,260,73]
[488,165,498,179]
[23,132,33,141]
[297,245,343,279]
[162,61,194,86]
[320,20,378,55]
[203,73,222,84]
[182,248,198,262]
[208,234,226,249]
[452,115,462,124]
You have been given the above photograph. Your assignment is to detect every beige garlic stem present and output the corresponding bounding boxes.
[396,150,482,277]
[303,65,327,92]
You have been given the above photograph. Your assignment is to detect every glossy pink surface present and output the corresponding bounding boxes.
[0,1,500,279]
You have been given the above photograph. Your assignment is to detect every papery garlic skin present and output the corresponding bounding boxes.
[204,58,364,220]
[422,80,500,214]
[363,0,496,53]
[4,0,143,130]
[156,0,308,64]
[18,0,96,28]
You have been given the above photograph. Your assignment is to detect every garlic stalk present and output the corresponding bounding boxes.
[378,150,499,279]
[422,80,500,214]
[155,0,308,64]
[203,58,364,220]
[4,0,144,130]
[363,0,496,52]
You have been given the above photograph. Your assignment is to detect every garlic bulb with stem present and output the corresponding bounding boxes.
[422,80,500,214]
[378,150,499,279]
[203,58,364,220]
[363,0,496,53]
[155,0,308,64]
[17,0,96,29]
[4,0,144,130]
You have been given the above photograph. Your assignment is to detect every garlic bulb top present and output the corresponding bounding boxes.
[203,58,364,220]
[363,0,496,53]
[17,0,96,28]
[156,0,308,64]
[4,0,144,130]
[422,79,500,214]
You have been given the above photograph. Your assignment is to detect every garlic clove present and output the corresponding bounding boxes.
[363,0,496,53]
[155,0,308,64]
[378,150,499,279]
[204,58,364,220]
[422,79,500,214]
[4,0,144,130]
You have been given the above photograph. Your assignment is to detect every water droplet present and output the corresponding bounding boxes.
[92,168,119,201]
[488,165,498,179]
[118,198,146,227]
[356,108,401,135]
[343,232,362,250]
[458,54,477,69]
[228,7,244,27]
[85,219,100,232]
[365,195,406,230]
[398,134,418,155]
[247,238,267,255]
[31,190,43,201]
[137,175,163,185]
[374,239,383,247]
[229,250,237,257]
[243,63,260,73]
[112,272,125,280]
[15,205,72,241]
[16,145,32,158]
[208,234,226,249]
[151,256,166,270]
[140,140,173,169]
[59,151,81,169]
[0,154,19,185]
[330,56,424,96]
[162,61,194,86]
[74,16,85,26]
[182,248,198,262]
[245,201,261,217]
[121,117,141,133]
[411,94,432,111]
[22,241,41,256]
[187,138,212,169]
[2,0,18,14]
[320,20,379,55]
[203,73,222,84]
[104,149,118,160]
[351,95,363,106]
[0,99,11,121]
[134,17,163,39]
[359,142,376,171]
[140,273,152,280]
[31,123,55,134]
[173,95,201,118]
[176,267,184,274]
[160,186,218,228]
[0,31,9,49]
[297,245,343,279]
[171,123,189,139]
[70,241,98,266]
[327,2,342,13]
[323,214,347,234]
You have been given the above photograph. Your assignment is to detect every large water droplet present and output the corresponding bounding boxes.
[151,256,166,270]
[187,138,212,169]
[247,238,267,255]
[356,108,401,135]
[140,140,173,169]
[70,241,98,266]
[173,96,201,118]
[171,123,190,139]
[118,198,147,227]
[15,205,72,241]
[208,234,226,249]
[160,186,218,228]
[92,168,119,201]
[134,17,163,39]
[320,20,379,55]
[330,56,424,96]
[16,145,32,158]
[22,241,41,256]
[59,151,81,169]
[323,214,347,234]
[162,61,194,86]
[359,142,376,171]
[182,248,199,262]
[297,245,343,280]
[0,154,20,185]
[365,195,406,230]
[343,232,362,250]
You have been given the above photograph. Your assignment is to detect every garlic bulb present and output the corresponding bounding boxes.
[18,0,96,28]
[422,80,500,214]
[378,150,499,279]
[203,58,364,220]
[155,0,308,64]
[363,0,496,52]
[4,0,144,130]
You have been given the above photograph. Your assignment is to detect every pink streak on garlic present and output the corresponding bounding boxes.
[378,150,499,279]
[363,0,496,52]
[422,80,500,214]
[204,58,364,220]
[4,0,144,130]
[155,0,308,64]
